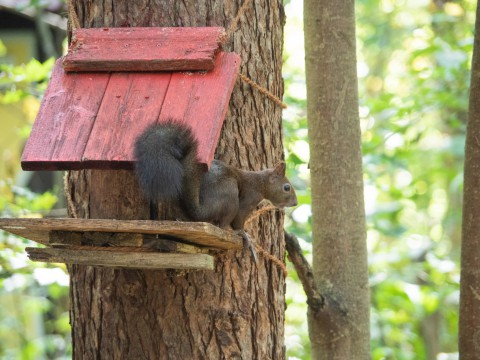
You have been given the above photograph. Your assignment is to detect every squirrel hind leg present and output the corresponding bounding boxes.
[213,197,239,229]
[202,200,238,229]
[197,175,239,227]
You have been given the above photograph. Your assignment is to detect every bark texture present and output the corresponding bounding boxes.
[459,2,480,358]
[67,1,286,359]
[304,0,371,358]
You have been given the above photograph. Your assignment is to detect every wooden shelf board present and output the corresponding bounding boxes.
[0,218,242,250]
[26,247,214,270]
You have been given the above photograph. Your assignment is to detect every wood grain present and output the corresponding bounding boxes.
[21,59,110,171]
[82,72,171,169]
[160,52,241,165]
[0,218,242,250]
[63,27,225,72]
[26,247,214,270]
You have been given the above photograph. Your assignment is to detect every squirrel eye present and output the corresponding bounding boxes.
[283,183,291,192]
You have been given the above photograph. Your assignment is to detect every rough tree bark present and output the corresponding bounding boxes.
[66,1,287,359]
[459,2,480,358]
[304,0,371,358]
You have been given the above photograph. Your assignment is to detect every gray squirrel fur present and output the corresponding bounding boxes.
[134,120,298,230]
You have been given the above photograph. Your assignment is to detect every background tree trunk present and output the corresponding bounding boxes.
[67,1,287,359]
[459,2,480,358]
[304,0,370,358]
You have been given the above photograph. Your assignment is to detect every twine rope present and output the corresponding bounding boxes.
[245,204,277,226]
[239,73,287,109]
[245,204,288,277]
[221,0,287,109]
[221,0,252,46]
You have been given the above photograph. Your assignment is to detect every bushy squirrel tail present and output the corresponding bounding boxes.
[134,120,200,202]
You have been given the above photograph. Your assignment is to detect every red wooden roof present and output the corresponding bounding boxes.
[21,51,240,171]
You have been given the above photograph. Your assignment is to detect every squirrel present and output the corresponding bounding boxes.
[133,120,298,257]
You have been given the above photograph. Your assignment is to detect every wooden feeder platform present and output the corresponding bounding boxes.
[0,218,242,271]
[14,27,245,271]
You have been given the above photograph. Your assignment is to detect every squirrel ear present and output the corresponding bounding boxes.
[273,162,286,177]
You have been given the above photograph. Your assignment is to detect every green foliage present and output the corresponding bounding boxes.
[0,49,70,357]
[0,182,71,360]
[283,0,472,358]
[357,0,469,357]
[0,57,54,103]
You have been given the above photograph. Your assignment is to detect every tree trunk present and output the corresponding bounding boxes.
[304,0,370,358]
[67,1,286,359]
[458,2,480,358]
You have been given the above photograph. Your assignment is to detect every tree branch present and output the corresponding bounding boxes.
[284,230,325,311]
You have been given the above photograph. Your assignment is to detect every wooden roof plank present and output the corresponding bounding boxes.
[159,52,241,165]
[63,27,226,72]
[82,72,172,169]
[0,218,243,250]
[21,59,110,170]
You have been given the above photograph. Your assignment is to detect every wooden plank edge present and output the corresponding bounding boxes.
[198,52,241,166]
[26,247,214,270]
[21,159,212,171]
[68,26,226,38]
[21,159,135,171]
[63,59,216,72]
[0,218,243,250]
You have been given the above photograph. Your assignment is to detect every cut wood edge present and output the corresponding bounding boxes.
[26,247,214,270]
